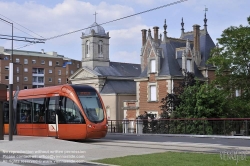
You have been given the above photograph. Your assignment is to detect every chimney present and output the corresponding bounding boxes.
[153,26,159,43]
[193,24,200,54]
[141,29,147,46]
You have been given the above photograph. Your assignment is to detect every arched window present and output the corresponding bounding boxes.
[86,41,90,57]
[98,40,103,57]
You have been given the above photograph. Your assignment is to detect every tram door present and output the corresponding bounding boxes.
[47,96,59,137]
[32,98,47,136]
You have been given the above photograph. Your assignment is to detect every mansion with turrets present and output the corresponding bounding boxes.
[70,13,216,120]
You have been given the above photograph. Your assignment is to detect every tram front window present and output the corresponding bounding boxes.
[78,92,104,123]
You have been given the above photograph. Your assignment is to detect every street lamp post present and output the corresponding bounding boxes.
[0,18,13,141]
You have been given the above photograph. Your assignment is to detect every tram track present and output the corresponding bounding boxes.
[87,139,250,155]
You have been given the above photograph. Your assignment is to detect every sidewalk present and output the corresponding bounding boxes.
[0,135,119,166]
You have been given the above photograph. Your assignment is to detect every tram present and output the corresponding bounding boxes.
[3,84,108,140]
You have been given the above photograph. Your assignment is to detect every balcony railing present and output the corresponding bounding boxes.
[108,118,250,136]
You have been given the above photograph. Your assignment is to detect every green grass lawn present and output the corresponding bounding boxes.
[93,151,250,166]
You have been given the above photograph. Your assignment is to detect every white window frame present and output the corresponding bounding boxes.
[148,84,157,102]
[24,59,28,64]
[17,67,19,73]
[58,78,61,84]
[150,59,156,73]
[5,76,9,80]
[32,60,36,64]
[5,66,9,70]
[41,60,45,64]
[49,78,52,82]
[58,70,61,75]
[49,61,52,66]
[24,68,28,72]
[187,59,191,72]
[49,70,52,74]
[16,58,20,63]
[17,76,19,82]
[56,61,59,65]
[24,77,28,81]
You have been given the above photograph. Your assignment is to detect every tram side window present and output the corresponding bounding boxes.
[47,96,59,123]
[17,99,32,123]
[3,102,9,123]
[59,96,85,124]
[32,98,46,123]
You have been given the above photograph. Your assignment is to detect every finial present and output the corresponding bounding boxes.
[204,6,208,33]
[148,29,151,38]
[181,17,185,34]
[93,11,98,22]
[163,19,167,32]
[163,19,167,42]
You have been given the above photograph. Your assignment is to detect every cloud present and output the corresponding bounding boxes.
[0,0,144,63]
[111,51,140,64]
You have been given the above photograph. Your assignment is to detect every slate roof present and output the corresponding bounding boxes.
[94,62,141,77]
[101,80,136,94]
[139,30,215,78]
[182,30,216,67]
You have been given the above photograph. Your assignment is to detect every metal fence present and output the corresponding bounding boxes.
[108,118,250,136]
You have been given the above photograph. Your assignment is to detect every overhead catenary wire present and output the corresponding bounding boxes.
[15,0,188,49]
[46,0,187,41]
[0,13,45,39]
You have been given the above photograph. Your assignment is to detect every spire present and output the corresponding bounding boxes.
[163,19,168,42]
[204,6,208,34]
[181,17,185,37]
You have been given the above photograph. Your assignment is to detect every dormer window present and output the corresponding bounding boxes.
[187,59,191,72]
[150,59,156,73]
[98,40,103,57]
[86,40,90,57]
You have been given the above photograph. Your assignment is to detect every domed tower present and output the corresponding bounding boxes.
[81,22,110,69]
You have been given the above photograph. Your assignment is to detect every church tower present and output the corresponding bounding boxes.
[81,22,110,69]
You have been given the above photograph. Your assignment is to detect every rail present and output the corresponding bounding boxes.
[107,118,250,136]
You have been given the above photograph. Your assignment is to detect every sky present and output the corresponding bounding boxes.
[0,0,249,64]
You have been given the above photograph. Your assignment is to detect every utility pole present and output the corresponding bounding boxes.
[0,17,45,141]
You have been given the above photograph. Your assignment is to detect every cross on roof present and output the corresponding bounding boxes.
[204,6,208,13]
[93,11,98,22]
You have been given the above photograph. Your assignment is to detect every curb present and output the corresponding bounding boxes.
[107,133,250,139]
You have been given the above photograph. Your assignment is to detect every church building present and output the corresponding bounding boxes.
[69,22,141,120]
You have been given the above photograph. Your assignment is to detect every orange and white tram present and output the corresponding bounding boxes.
[3,84,108,140]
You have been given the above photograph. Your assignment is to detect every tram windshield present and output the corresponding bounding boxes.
[77,91,104,123]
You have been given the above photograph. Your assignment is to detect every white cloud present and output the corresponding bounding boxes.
[0,0,144,63]
[111,51,140,64]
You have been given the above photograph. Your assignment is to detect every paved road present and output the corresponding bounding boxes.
[103,133,250,147]
[1,133,250,166]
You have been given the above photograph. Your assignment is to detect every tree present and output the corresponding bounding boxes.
[208,16,250,117]
[174,83,229,119]
[159,71,196,118]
